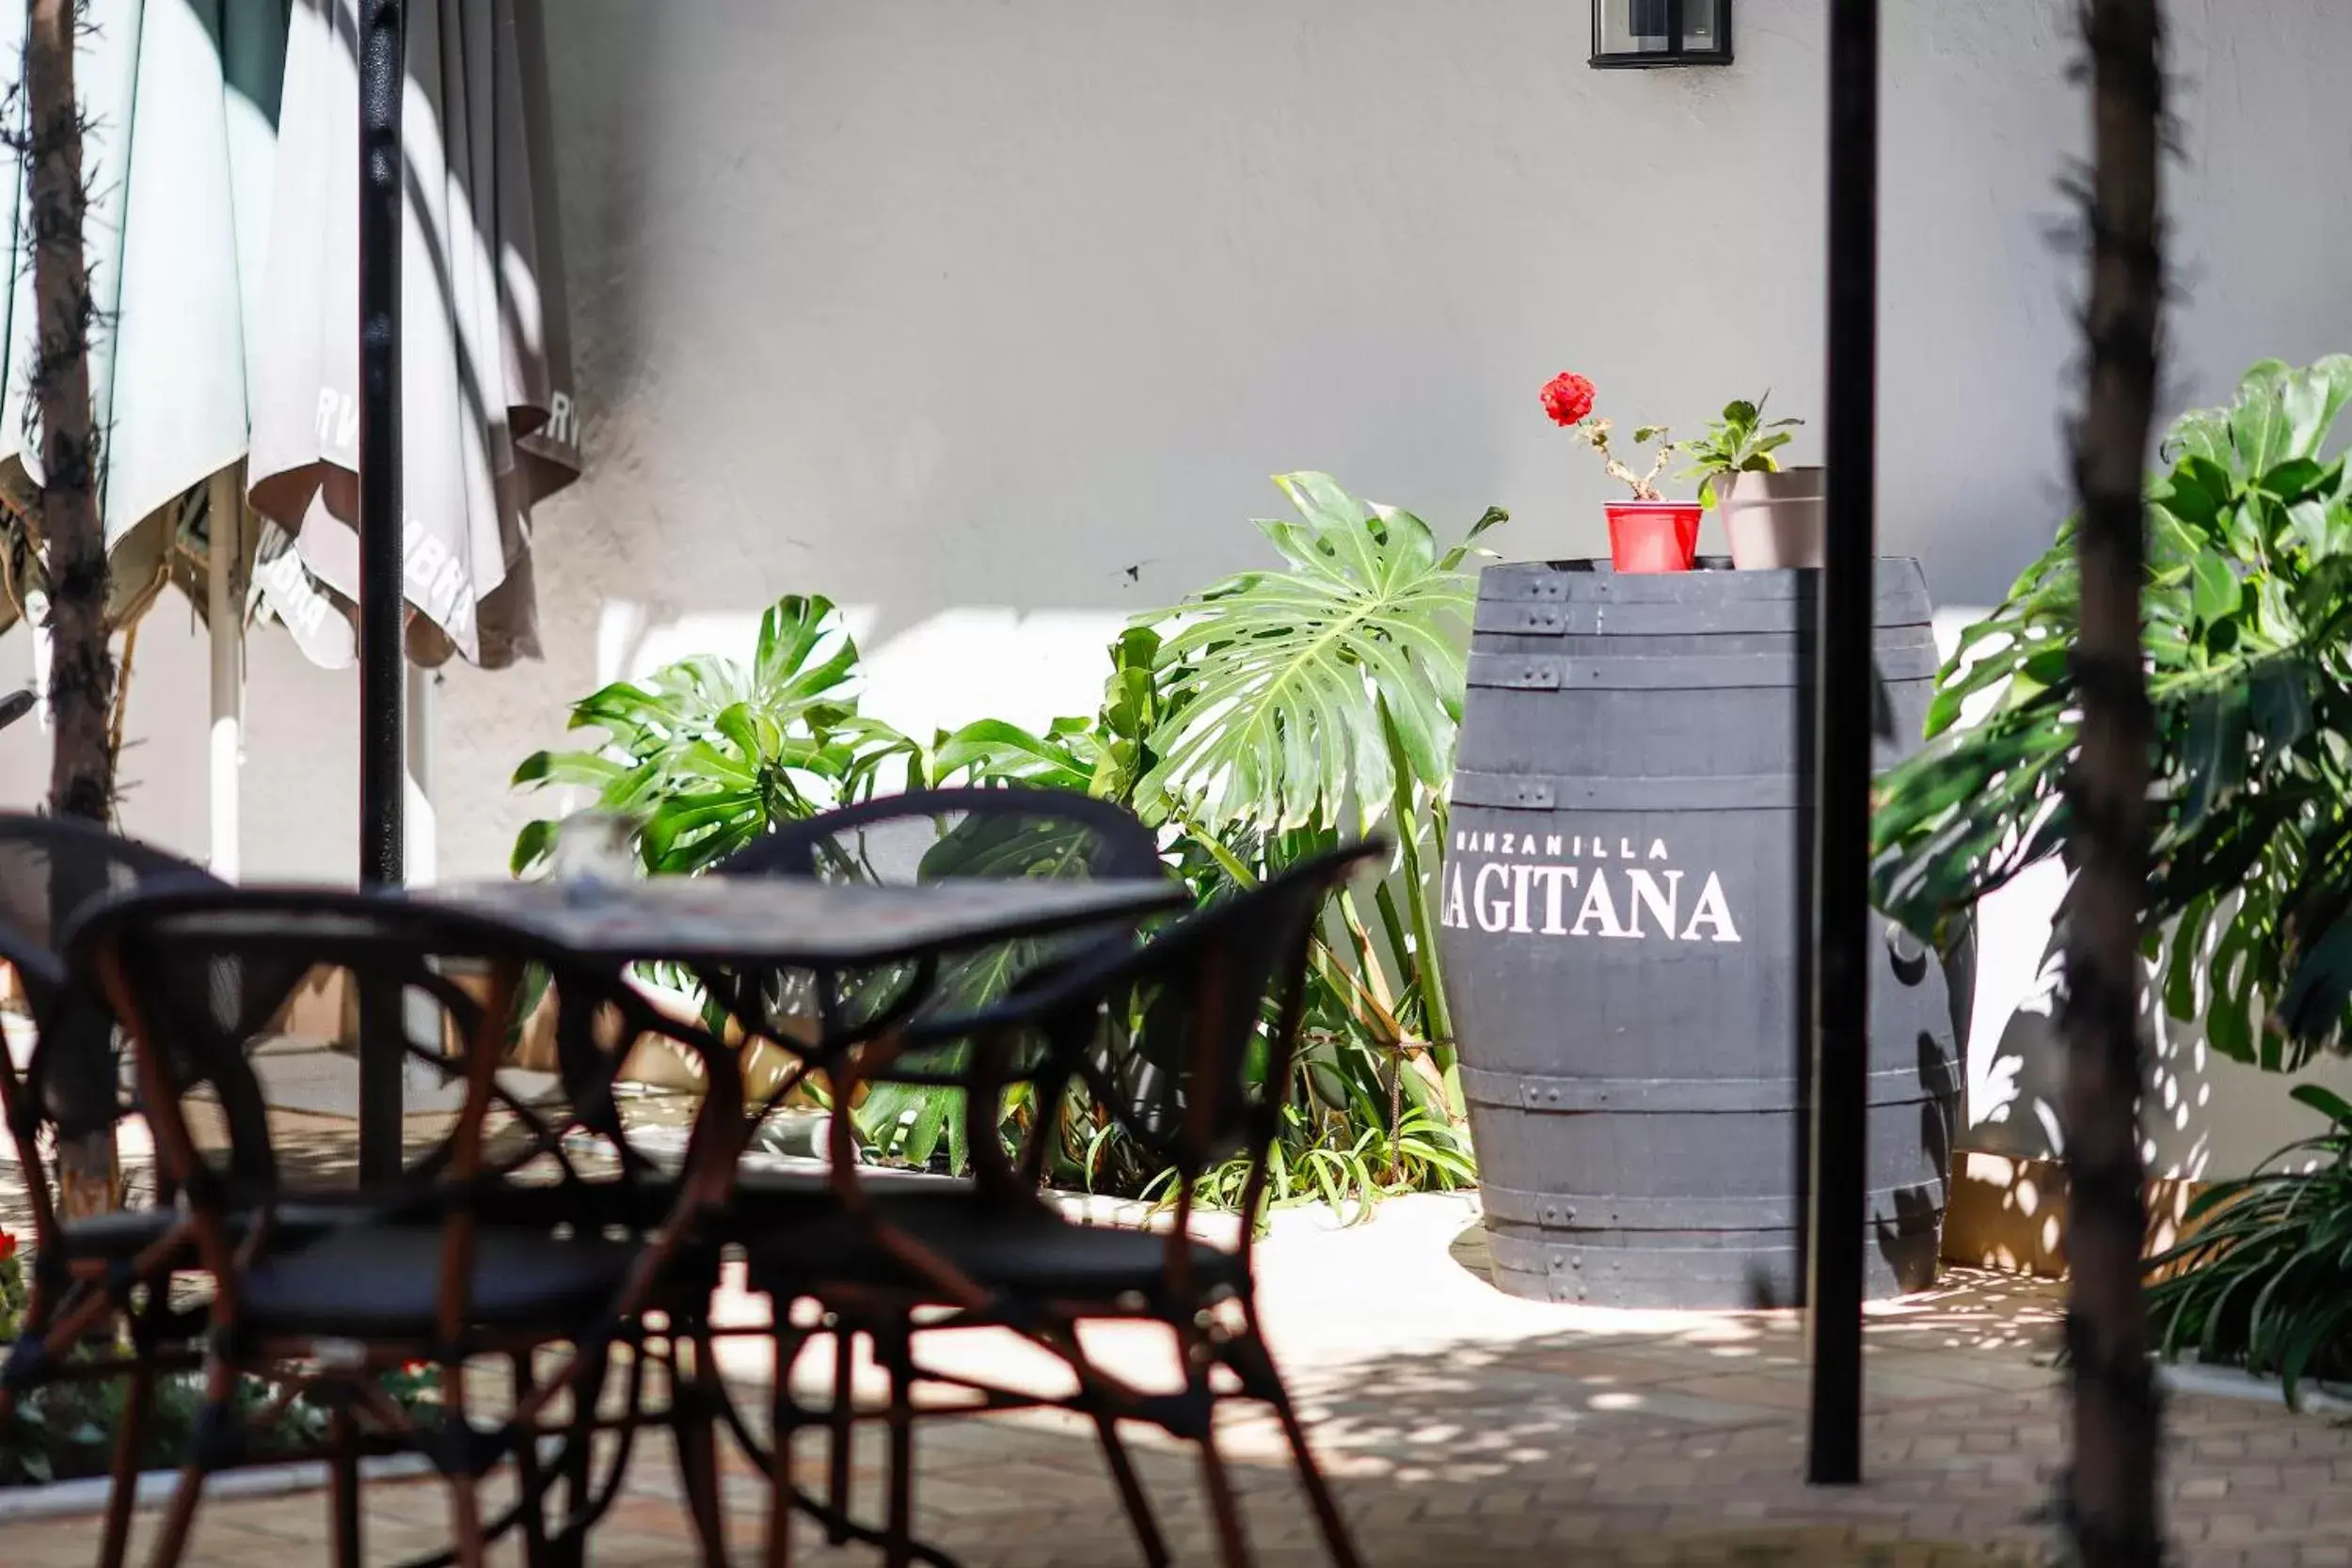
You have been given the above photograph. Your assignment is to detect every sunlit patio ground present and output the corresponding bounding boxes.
[8,1188,2350,1567]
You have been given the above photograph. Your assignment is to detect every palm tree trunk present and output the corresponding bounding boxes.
[26,0,120,1220]
[2062,0,2165,1563]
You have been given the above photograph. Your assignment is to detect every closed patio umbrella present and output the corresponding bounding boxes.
[0,0,287,639]
[247,0,578,673]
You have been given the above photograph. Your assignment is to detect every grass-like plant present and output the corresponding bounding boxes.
[2144,1084,2352,1407]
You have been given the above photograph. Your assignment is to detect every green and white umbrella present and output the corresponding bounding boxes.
[0,0,287,635]
[247,0,578,673]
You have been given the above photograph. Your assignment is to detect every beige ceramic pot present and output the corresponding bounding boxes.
[1713,467,1826,569]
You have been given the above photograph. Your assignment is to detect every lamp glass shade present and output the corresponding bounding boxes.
[1594,0,1730,65]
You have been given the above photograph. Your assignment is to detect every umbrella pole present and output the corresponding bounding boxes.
[206,468,242,880]
[357,0,407,1179]
[1806,0,1880,1486]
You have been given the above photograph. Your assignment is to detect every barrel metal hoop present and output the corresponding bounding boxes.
[1467,643,1941,691]
[1451,770,1810,812]
[1474,593,1932,638]
[1478,1180,1948,1232]
[1459,1056,1963,1115]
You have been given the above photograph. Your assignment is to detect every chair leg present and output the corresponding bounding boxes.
[508,1352,553,1568]
[552,1338,612,1568]
[1089,1406,1173,1568]
[670,1331,729,1566]
[1263,1377,1362,1568]
[768,1331,799,1568]
[826,1318,856,1544]
[327,1405,364,1568]
[449,1473,488,1568]
[1196,1422,1255,1568]
[879,1319,917,1568]
[99,1357,157,1568]
[142,1462,209,1568]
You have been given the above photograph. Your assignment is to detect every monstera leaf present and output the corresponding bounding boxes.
[511,594,919,875]
[1874,356,2352,1069]
[1136,472,1505,833]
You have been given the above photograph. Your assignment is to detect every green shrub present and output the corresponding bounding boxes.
[1874,356,2352,1071]
[2145,1084,2352,1405]
[510,474,1503,1217]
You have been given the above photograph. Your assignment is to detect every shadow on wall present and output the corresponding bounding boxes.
[1964,861,2221,1182]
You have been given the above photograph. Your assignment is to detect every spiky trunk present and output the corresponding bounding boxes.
[2062,0,2165,1563]
[26,0,119,1219]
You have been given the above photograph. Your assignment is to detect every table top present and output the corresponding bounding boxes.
[417,875,1189,968]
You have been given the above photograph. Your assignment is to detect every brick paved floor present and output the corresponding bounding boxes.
[8,1196,2349,1565]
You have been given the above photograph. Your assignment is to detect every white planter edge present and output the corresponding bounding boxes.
[0,1450,433,1523]
[2156,1357,2352,1417]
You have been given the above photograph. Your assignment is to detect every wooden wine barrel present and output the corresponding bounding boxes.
[1440,558,1962,1309]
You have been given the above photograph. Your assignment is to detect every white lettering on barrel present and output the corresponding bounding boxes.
[1473,863,1513,932]
[1572,873,1630,938]
[1624,869,1683,939]
[1534,865,1576,934]
[1681,872,1742,943]
[1444,828,1740,944]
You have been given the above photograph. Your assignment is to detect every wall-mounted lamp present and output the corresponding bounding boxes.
[1591,0,1732,68]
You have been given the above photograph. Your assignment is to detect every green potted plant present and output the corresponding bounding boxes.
[1543,372,1697,572]
[1683,393,1818,569]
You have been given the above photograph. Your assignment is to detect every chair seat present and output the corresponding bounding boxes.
[743,1194,1243,1306]
[473,1164,975,1239]
[56,1199,381,1263]
[238,1224,638,1338]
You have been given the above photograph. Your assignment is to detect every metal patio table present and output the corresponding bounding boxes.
[399,869,1190,1096]
[409,870,1190,1562]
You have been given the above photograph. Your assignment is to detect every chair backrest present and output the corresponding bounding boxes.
[0,812,220,1002]
[63,884,742,1228]
[914,841,1381,1198]
[723,786,1164,885]
[1073,843,1380,1173]
[0,815,283,1174]
[65,883,744,1395]
[714,786,1170,1053]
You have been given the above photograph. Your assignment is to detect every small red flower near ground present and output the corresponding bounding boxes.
[0,1229,16,1262]
[1541,372,1597,428]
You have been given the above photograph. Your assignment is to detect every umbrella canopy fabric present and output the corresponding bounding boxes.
[0,0,288,632]
[247,0,577,671]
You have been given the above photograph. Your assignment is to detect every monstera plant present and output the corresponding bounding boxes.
[1137,472,1505,1066]
[932,473,1502,1204]
[1874,356,2352,1070]
[510,594,920,875]
[506,479,1500,1212]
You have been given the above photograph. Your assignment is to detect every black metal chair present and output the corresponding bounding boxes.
[66,882,750,1568]
[714,784,1168,1082]
[742,841,1381,1568]
[0,815,335,1568]
[703,786,1169,1553]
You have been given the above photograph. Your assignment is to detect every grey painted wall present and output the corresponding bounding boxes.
[4,0,2351,1167]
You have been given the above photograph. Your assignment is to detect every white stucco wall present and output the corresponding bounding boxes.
[4,0,2352,1171]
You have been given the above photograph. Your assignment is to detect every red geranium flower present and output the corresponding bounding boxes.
[1541,372,1596,428]
[0,1229,17,1262]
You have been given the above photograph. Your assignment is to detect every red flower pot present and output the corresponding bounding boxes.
[1605,501,1703,573]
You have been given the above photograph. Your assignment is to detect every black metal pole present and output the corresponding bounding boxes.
[357,0,406,1180]
[1806,0,1879,1487]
